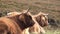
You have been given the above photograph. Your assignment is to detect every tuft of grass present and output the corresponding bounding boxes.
[46,29,60,34]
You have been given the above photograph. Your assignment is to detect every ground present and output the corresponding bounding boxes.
[0,0,60,34]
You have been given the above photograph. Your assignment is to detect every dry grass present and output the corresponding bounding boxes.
[0,0,60,34]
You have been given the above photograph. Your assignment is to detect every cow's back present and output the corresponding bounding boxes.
[0,17,21,34]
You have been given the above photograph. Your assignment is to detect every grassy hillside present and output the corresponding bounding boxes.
[0,0,60,34]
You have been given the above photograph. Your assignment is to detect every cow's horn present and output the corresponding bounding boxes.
[25,8,30,13]
[22,8,30,14]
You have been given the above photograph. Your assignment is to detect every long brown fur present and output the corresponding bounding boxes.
[28,12,49,34]
[0,11,35,34]
[34,13,49,27]
[7,12,48,34]
[31,12,49,27]
[29,16,46,34]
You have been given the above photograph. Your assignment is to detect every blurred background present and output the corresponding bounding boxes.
[0,0,60,34]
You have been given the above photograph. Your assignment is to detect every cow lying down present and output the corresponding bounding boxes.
[28,12,49,34]
[33,12,49,27]
[7,11,48,34]
[0,11,35,34]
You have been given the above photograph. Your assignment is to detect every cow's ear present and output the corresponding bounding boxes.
[19,15,25,21]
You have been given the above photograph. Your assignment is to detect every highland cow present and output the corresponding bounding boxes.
[32,12,49,27]
[0,11,35,34]
[7,11,48,34]
[28,12,49,34]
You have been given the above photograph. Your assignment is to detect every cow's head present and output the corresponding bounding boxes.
[18,10,35,29]
[7,8,35,29]
[35,13,49,27]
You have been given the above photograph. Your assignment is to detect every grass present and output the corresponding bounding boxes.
[0,0,60,34]
[0,0,60,22]
[46,29,60,34]
[44,26,60,34]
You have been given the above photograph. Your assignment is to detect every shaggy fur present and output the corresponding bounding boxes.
[32,12,49,27]
[29,17,46,34]
[0,12,35,34]
[28,12,49,34]
[34,14,48,27]
[7,12,48,34]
